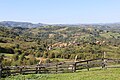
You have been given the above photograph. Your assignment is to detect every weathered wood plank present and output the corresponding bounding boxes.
[1,58,120,78]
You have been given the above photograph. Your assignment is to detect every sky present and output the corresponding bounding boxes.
[0,0,120,24]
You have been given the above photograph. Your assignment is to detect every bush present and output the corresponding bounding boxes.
[11,60,21,66]
[52,59,59,63]
[2,59,12,66]
[12,53,19,61]
[45,58,51,63]
[35,52,40,57]
[19,53,25,61]
[28,55,37,65]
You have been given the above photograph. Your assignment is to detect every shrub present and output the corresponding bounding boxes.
[45,58,51,63]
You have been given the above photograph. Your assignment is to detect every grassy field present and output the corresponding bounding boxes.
[1,68,120,80]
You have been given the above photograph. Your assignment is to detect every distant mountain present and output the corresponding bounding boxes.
[0,21,46,28]
[51,22,120,28]
[0,21,120,28]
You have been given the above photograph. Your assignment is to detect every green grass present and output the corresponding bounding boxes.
[0,43,15,48]
[0,53,13,57]
[100,32,120,39]
[4,54,13,57]
[55,58,69,61]
[1,68,120,80]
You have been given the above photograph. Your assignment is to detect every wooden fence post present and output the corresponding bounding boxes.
[87,61,89,71]
[0,63,2,78]
[36,66,38,74]
[73,63,76,72]
[20,67,23,74]
[6,67,11,76]
[56,63,58,73]
[102,52,107,69]
[102,58,105,69]
[37,65,41,74]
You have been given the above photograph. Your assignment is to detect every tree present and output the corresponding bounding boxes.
[19,53,25,61]
[45,58,51,63]
[13,53,19,61]
[28,55,37,65]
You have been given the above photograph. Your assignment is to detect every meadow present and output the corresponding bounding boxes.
[1,68,120,80]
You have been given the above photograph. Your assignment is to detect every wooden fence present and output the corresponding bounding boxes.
[0,58,120,78]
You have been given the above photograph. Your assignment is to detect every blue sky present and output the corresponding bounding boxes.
[0,0,120,24]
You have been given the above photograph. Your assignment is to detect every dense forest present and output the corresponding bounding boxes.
[0,24,120,66]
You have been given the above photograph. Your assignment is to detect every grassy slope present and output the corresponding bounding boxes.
[2,68,120,80]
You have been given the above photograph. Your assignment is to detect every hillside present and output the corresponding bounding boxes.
[0,24,120,66]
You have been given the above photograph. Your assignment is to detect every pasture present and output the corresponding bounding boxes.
[1,68,120,80]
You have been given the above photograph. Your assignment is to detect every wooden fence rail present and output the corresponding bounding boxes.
[0,58,120,78]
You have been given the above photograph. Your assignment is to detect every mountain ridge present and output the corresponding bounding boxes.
[0,21,46,28]
[0,21,120,28]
